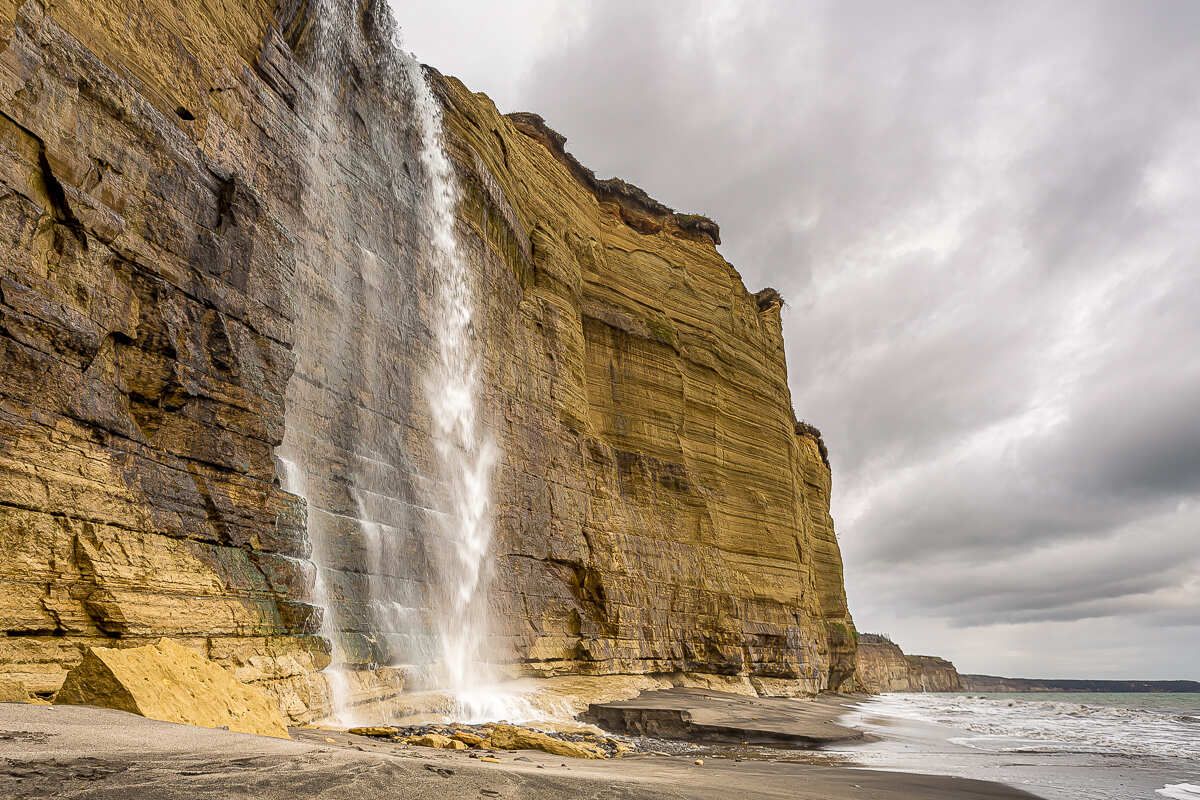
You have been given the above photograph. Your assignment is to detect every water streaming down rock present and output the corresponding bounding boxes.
[398,37,541,725]
[0,0,864,725]
[275,3,435,724]
[277,456,354,721]
[273,2,532,724]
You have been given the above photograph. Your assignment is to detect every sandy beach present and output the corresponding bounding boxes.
[0,698,1039,799]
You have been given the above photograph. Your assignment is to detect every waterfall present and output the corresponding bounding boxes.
[273,0,544,725]
[399,51,513,723]
[276,0,401,727]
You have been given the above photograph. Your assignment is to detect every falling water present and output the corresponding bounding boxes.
[277,455,354,723]
[399,53,510,721]
[274,1,555,725]
[276,0,405,726]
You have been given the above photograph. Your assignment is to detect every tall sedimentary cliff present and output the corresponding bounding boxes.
[0,0,855,720]
[854,635,963,693]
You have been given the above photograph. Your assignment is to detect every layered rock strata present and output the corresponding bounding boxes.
[854,635,963,693]
[0,0,856,721]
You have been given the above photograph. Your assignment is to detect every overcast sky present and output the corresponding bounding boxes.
[393,0,1199,680]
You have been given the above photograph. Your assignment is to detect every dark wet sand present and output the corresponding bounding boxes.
[0,701,1040,799]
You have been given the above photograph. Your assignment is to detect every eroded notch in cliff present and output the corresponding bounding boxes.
[0,111,88,256]
[35,149,88,252]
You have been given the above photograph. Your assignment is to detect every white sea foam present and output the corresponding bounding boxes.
[863,693,1200,761]
[1158,784,1200,800]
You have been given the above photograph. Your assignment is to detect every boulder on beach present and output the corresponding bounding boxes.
[482,724,607,759]
[54,639,289,739]
[405,733,466,749]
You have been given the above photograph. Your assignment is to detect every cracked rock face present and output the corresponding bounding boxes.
[0,0,856,722]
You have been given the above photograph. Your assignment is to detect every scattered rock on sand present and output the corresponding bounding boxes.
[348,726,399,737]
[53,639,289,739]
[348,722,622,758]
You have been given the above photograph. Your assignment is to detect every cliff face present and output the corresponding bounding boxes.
[854,635,963,693]
[0,0,856,720]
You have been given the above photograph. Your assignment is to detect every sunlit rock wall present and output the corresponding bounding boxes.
[442,97,857,692]
[0,0,333,718]
[855,635,963,693]
[0,0,857,720]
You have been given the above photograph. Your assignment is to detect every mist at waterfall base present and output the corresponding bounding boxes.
[274,8,556,727]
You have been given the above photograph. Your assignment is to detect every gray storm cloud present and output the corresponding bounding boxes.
[398,0,1200,678]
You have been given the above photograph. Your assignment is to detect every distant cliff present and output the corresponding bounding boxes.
[855,635,962,693]
[963,676,1200,693]
[0,0,856,719]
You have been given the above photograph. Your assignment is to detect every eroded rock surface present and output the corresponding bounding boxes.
[582,688,860,745]
[0,0,857,721]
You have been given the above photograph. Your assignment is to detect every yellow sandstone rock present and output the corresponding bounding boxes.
[482,724,607,759]
[53,640,290,739]
[451,730,487,747]
[349,726,401,737]
[854,634,963,693]
[0,0,859,723]
[405,733,460,749]
[0,676,32,703]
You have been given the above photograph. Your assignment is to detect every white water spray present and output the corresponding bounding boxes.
[400,54,508,721]
[277,2,563,724]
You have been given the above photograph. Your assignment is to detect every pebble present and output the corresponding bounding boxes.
[693,759,704,766]
[479,756,501,764]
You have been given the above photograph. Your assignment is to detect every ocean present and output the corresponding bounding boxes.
[835,692,1200,800]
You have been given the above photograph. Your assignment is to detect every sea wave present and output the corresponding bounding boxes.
[1157,784,1200,800]
[859,693,1199,761]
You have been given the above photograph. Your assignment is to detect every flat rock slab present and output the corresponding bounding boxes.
[584,688,862,745]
